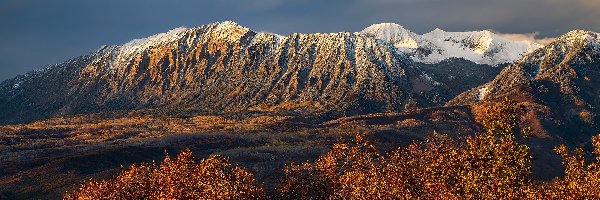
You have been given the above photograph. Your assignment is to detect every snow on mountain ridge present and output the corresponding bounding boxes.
[101,21,545,68]
[212,20,247,32]
[361,23,544,65]
[423,29,495,54]
[119,27,189,59]
[101,21,255,70]
[420,28,543,65]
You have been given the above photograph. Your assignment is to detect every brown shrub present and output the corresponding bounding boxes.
[539,134,600,199]
[64,149,263,200]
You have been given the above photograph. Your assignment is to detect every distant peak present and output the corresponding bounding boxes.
[219,20,240,26]
[362,23,414,34]
[430,28,446,34]
[361,23,418,47]
[363,23,407,31]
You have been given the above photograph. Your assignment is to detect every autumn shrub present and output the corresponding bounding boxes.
[277,135,386,199]
[537,134,600,199]
[64,149,264,200]
[453,98,534,199]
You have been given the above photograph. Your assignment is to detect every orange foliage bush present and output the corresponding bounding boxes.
[64,149,263,200]
[539,134,600,199]
[276,133,461,199]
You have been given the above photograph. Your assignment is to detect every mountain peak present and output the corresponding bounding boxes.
[362,23,410,33]
[360,23,418,48]
[210,20,250,32]
[430,28,446,34]
[554,30,599,47]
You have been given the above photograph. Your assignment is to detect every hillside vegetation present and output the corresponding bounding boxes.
[65,99,600,199]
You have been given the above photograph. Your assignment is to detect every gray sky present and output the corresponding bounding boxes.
[1,0,599,81]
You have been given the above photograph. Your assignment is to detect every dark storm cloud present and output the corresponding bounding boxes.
[1,0,599,81]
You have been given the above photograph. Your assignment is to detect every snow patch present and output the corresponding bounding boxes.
[477,85,490,101]
[422,73,442,86]
[586,32,600,49]
[253,32,284,45]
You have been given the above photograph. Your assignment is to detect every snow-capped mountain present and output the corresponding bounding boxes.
[0,21,452,124]
[449,30,600,105]
[360,23,543,65]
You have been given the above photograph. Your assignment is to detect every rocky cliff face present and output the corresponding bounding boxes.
[0,21,449,125]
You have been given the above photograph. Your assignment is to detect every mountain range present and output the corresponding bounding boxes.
[0,21,543,125]
[1,21,599,199]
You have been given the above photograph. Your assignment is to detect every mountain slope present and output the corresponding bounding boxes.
[449,30,600,145]
[0,49,108,125]
[0,21,449,125]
